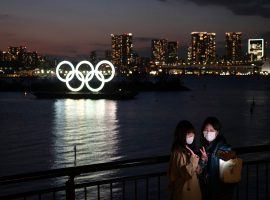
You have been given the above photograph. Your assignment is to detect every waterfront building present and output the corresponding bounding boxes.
[225,32,242,64]
[111,33,133,67]
[25,51,39,67]
[248,39,264,62]
[5,46,39,67]
[151,39,168,66]
[190,32,216,64]
[261,60,270,74]
[187,46,192,62]
[207,33,216,63]
[2,51,12,62]
[167,41,179,65]
[8,46,27,62]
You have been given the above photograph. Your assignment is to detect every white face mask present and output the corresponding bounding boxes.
[203,131,216,142]
[186,136,194,145]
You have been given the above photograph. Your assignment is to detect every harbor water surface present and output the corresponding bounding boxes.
[0,76,270,196]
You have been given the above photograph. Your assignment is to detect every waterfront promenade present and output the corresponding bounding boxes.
[0,144,269,200]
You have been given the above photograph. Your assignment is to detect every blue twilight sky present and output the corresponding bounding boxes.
[0,0,270,58]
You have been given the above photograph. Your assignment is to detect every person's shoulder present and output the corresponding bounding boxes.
[171,148,186,159]
[218,143,232,151]
[216,135,231,151]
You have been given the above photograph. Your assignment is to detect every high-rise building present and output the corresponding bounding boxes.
[151,39,168,66]
[111,33,133,67]
[190,32,216,64]
[167,42,179,65]
[206,33,216,63]
[225,32,242,63]
[191,32,206,64]
[187,46,192,62]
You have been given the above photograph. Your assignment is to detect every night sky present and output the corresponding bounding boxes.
[1,0,270,58]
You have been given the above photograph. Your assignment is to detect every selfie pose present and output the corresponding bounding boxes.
[168,120,201,200]
[199,116,236,200]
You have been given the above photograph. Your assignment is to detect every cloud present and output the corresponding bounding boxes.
[227,2,270,18]
[158,0,270,18]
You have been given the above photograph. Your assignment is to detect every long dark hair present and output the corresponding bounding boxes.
[171,120,196,152]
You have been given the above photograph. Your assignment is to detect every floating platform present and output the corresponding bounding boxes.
[32,90,138,100]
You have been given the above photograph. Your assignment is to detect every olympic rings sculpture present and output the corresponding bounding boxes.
[56,60,115,92]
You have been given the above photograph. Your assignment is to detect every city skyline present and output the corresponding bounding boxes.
[1,32,265,63]
[1,0,270,58]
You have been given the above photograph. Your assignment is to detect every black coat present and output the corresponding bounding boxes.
[199,134,235,200]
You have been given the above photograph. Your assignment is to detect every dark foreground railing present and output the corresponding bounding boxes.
[0,144,270,200]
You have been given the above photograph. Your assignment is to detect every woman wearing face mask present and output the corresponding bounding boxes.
[199,116,235,200]
[168,120,201,200]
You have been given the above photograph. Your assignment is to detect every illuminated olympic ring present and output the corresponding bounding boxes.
[56,60,115,92]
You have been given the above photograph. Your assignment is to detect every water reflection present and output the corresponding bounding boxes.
[52,99,120,169]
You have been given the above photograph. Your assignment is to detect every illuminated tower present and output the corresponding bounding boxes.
[167,41,179,65]
[207,33,216,63]
[191,32,216,64]
[111,33,133,67]
[225,32,242,63]
[187,46,192,62]
[151,39,168,66]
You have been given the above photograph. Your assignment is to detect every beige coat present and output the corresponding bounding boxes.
[168,149,201,200]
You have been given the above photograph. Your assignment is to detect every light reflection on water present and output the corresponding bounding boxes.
[52,99,121,169]
[0,76,270,180]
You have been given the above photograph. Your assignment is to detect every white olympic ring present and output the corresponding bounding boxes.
[56,60,115,92]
